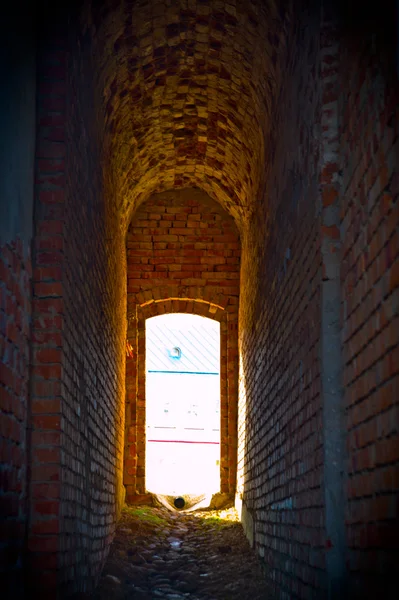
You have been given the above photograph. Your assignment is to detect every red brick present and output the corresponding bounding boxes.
[31,398,62,414]
[34,348,62,364]
[31,483,61,499]
[31,415,61,430]
[33,500,60,517]
[32,447,61,464]
[28,535,58,553]
[39,190,65,204]
[31,464,60,483]
[31,519,60,535]
[33,365,62,380]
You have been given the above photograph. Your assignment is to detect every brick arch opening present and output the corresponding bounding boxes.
[125,298,237,500]
[124,187,240,501]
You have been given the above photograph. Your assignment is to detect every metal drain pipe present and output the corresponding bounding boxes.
[174,497,185,509]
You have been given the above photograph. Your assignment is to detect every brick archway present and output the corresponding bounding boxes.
[124,296,238,501]
[123,188,240,501]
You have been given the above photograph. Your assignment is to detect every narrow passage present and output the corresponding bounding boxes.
[93,505,269,599]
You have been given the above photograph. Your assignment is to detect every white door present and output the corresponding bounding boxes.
[145,314,220,495]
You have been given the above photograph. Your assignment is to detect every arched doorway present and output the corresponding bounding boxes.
[124,188,240,501]
[145,313,221,495]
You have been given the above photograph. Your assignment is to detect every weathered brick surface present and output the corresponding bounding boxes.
[27,19,126,596]
[237,5,327,597]
[125,188,240,498]
[339,4,399,597]
[60,41,126,596]
[28,33,67,593]
[0,240,31,595]
[87,0,283,229]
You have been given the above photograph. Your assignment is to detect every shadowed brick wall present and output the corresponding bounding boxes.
[237,4,328,597]
[27,14,127,597]
[237,2,399,598]
[125,188,240,499]
[28,27,68,594]
[339,2,399,597]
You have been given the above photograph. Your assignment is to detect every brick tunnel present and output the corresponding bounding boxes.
[0,0,398,598]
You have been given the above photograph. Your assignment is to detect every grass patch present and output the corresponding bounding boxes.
[195,507,239,529]
[195,507,240,531]
[122,506,168,528]
[200,515,233,529]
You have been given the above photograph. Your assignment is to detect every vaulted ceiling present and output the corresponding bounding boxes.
[81,0,287,230]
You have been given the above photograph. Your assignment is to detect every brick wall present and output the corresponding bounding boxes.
[28,29,68,594]
[125,188,240,499]
[237,4,328,597]
[339,3,399,596]
[60,31,126,594]
[0,241,32,596]
[27,16,127,596]
[236,3,399,597]
[86,0,282,230]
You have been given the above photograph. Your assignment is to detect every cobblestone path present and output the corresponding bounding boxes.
[92,504,269,600]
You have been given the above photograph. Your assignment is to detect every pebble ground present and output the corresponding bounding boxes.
[92,504,269,599]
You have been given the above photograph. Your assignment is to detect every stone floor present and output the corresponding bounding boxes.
[92,503,269,599]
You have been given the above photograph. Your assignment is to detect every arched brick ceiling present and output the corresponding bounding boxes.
[83,0,285,230]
